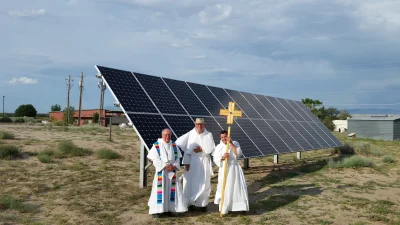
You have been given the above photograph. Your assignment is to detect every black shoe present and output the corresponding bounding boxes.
[152,214,161,218]
[188,205,195,211]
[200,206,207,212]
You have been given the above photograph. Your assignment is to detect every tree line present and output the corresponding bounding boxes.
[301,98,351,131]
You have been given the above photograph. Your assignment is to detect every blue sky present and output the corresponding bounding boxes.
[2,0,400,113]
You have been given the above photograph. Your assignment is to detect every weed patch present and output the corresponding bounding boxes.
[382,155,396,164]
[0,131,15,139]
[0,195,36,213]
[97,148,120,160]
[0,145,21,159]
[58,140,92,157]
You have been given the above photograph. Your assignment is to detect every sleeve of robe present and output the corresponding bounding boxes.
[147,144,167,172]
[202,132,216,155]
[212,144,223,168]
[176,131,193,164]
[231,141,242,159]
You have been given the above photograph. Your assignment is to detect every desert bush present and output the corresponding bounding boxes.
[52,120,66,126]
[382,155,396,164]
[58,140,92,157]
[0,195,35,213]
[327,158,343,168]
[0,117,12,123]
[0,145,21,159]
[14,117,25,123]
[342,155,374,168]
[39,149,55,156]
[37,154,53,163]
[0,131,15,139]
[97,148,120,160]
[332,143,354,155]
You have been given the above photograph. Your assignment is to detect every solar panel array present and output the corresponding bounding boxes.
[96,65,342,158]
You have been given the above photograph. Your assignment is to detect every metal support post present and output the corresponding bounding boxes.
[243,158,249,169]
[297,152,301,160]
[274,154,279,164]
[139,141,147,188]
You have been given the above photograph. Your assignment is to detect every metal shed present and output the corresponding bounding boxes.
[348,115,400,141]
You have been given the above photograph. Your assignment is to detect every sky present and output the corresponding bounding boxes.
[2,0,400,113]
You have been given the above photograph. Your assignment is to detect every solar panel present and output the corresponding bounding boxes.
[96,65,342,158]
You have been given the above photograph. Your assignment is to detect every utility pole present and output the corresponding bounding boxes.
[2,96,4,117]
[78,72,84,126]
[66,75,73,125]
[98,79,106,126]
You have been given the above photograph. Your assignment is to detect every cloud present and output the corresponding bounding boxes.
[8,9,47,17]
[8,77,38,84]
[198,4,232,24]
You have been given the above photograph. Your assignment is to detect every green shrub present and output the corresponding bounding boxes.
[0,145,21,159]
[0,131,15,139]
[37,154,52,163]
[333,144,354,155]
[342,155,374,168]
[97,148,120,160]
[0,195,35,213]
[13,117,25,123]
[39,148,55,157]
[382,155,396,164]
[52,120,66,126]
[0,117,12,123]
[15,104,37,117]
[327,158,342,168]
[58,140,92,157]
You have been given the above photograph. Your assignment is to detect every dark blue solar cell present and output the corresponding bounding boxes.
[278,121,313,150]
[276,98,305,121]
[208,86,248,118]
[134,72,187,115]
[241,92,275,120]
[251,119,291,154]
[163,78,210,116]
[266,96,296,121]
[294,101,320,122]
[286,100,311,121]
[97,66,157,113]
[187,82,224,116]
[235,119,277,155]
[266,120,301,152]
[126,113,170,149]
[254,94,286,121]
[289,121,323,149]
[313,122,343,146]
[225,89,261,118]
[214,117,262,158]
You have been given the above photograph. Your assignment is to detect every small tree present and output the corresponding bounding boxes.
[338,110,352,120]
[15,104,37,117]
[323,117,335,131]
[51,104,61,111]
[62,106,75,125]
[93,112,99,123]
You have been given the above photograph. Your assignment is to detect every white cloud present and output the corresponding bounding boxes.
[8,9,47,17]
[198,4,232,24]
[8,77,38,84]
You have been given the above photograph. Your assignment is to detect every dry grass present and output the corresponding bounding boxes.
[0,126,399,225]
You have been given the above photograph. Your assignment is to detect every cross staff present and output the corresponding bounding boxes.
[219,102,242,216]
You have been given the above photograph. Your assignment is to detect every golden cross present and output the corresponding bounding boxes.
[219,102,242,124]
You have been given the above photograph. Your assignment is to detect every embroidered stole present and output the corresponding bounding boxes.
[154,141,178,204]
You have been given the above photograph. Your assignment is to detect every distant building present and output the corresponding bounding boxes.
[348,115,400,141]
[49,109,127,126]
[333,120,347,132]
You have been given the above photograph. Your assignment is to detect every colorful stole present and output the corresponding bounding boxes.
[154,141,178,204]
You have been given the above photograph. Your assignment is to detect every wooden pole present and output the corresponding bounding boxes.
[220,125,231,217]
[77,72,83,126]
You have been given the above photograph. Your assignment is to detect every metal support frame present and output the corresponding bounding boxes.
[297,152,301,160]
[139,141,147,188]
[243,158,249,169]
[274,154,279,164]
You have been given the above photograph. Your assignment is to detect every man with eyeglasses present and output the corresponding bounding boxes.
[176,118,215,211]
[147,128,188,217]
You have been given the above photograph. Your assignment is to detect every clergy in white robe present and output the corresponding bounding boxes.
[147,129,187,216]
[175,118,215,209]
[212,130,249,215]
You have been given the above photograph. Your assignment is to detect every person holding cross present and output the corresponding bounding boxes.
[147,128,187,217]
[175,118,215,211]
[212,130,249,215]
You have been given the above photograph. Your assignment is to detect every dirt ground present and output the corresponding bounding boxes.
[0,124,399,225]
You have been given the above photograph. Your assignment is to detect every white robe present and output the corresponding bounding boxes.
[147,138,188,214]
[175,128,215,207]
[212,140,249,214]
